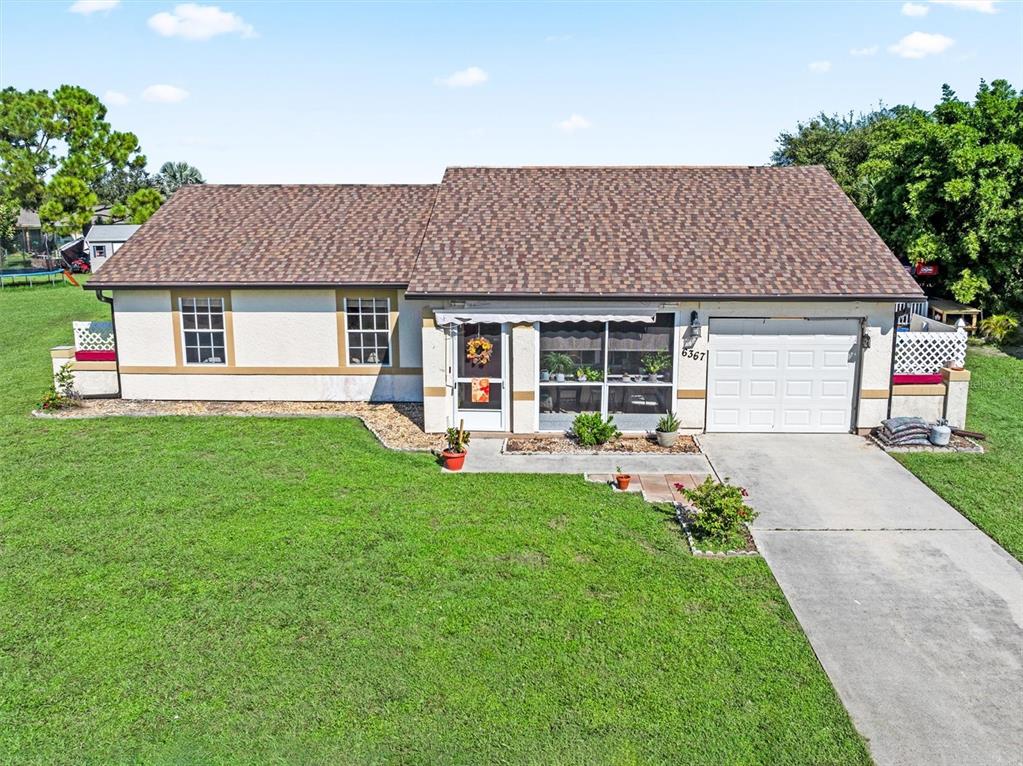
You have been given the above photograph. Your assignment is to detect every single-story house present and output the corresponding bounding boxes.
[84,224,141,272]
[85,166,931,434]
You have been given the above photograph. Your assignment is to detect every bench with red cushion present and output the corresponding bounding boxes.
[892,373,943,385]
[74,350,116,362]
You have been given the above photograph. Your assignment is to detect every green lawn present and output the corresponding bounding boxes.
[896,349,1023,560]
[0,284,870,765]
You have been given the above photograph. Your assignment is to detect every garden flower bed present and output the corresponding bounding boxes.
[504,434,701,454]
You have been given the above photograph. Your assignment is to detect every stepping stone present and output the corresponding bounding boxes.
[638,474,674,503]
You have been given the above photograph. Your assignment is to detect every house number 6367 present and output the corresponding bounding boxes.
[680,348,706,361]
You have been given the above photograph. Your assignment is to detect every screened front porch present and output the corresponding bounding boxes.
[538,313,676,432]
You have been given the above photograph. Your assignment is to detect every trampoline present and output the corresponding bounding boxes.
[0,267,68,288]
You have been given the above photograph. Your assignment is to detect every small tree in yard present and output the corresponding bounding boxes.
[38,363,80,411]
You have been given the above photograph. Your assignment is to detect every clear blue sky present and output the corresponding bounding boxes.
[2,1,1021,183]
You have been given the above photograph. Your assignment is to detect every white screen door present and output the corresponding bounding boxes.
[453,323,508,431]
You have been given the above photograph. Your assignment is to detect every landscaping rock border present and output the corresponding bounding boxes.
[674,503,759,558]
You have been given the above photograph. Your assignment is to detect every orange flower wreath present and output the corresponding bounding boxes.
[466,336,494,366]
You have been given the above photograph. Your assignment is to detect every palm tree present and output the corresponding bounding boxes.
[156,162,205,196]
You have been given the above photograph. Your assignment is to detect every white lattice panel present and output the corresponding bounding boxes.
[73,321,115,352]
[894,330,967,374]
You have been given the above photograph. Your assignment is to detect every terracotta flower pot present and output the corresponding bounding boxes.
[442,450,467,471]
[615,474,631,490]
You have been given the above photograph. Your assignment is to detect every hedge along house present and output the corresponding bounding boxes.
[82,165,950,435]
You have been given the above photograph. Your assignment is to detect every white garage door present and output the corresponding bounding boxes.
[706,319,859,433]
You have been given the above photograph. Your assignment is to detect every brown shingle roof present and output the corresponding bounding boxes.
[406,166,922,299]
[89,184,439,287]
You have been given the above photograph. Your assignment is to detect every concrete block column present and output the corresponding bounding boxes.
[510,322,537,433]
[941,367,971,429]
[421,310,451,433]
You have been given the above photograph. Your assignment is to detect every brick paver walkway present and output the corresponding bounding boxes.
[586,472,711,503]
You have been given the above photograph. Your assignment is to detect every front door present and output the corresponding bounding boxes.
[453,322,508,431]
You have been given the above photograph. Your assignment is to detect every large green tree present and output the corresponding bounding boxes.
[773,79,1023,312]
[0,85,146,235]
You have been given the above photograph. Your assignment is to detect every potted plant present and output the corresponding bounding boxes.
[641,351,671,382]
[441,420,471,471]
[576,367,588,381]
[540,369,550,382]
[543,352,574,382]
[655,410,680,447]
[614,465,631,491]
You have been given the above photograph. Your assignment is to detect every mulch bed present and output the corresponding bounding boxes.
[32,399,445,452]
[504,434,701,455]
[868,431,984,454]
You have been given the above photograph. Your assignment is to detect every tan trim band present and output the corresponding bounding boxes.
[423,386,447,397]
[676,389,706,399]
[50,347,75,359]
[69,360,117,371]
[860,389,890,399]
[892,383,947,396]
[120,366,422,376]
[512,390,535,401]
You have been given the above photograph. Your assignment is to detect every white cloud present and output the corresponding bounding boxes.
[142,84,190,103]
[556,114,591,133]
[435,66,488,88]
[901,2,930,16]
[850,45,879,56]
[69,0,119,13]
[148,3,256,41]
[931,0,999,12]
[889,31,955,58]
[808,60,832,73]
[103,90,129,105]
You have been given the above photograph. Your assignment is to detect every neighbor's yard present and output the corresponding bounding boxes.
[0,284,875,764]
[896,348,1023,561]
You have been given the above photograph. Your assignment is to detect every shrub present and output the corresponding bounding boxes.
[570,413,620,446]
[679,476,757,544]
[980,314,1019,344]
[38,362,80,411]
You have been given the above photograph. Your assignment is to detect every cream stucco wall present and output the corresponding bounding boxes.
[120,373,421,402]
[890,394,945,422]
[232,289,339,367]
[511,323,538,433]
[113,289,176,366]
[111,287,423,404]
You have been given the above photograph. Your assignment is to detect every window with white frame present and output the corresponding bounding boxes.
[180,297,226,364]
[344,297,391,366]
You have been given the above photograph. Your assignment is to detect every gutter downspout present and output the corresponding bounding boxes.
[95,290,122,398]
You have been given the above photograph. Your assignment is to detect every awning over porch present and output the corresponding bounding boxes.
[434,306,660,326]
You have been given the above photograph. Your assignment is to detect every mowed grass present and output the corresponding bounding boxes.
[0,284,870,765]
[896,349,1023,560]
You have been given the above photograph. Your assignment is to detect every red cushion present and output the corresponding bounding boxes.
[75,350,116,361]
[892,373,943,385]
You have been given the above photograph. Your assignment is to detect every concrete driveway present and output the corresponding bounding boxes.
[698,433,1023,766]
